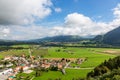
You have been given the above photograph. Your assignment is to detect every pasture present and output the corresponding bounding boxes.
[46,47,116,68]
[17,69,92,80]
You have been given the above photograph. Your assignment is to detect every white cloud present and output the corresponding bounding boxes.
[3,25,51,40]
[51,13,109,37]
[113,4,120,19]
[65,13,93,27]
[110,3,120,28]
[52,5,120,37]
[0,26,10,38]
[55,8,62,13]
[2,28,10,34]
[0,0,52,25]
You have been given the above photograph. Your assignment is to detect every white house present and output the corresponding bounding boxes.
[0,68,13,75]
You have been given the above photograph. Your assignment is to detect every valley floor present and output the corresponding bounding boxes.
[0,45,118,80]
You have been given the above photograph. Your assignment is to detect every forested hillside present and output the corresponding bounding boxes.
[87,56,120,80]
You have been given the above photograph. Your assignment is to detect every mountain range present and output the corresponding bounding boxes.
[0,26,120,46]
[29,35,90,43]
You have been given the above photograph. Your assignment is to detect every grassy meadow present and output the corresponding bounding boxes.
[17,69,92,80]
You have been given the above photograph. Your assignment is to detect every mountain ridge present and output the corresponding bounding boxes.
[29,35,91,43]
[103,26,120,45]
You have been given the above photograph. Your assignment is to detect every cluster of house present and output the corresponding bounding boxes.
[40,58,68,69]
[0,54,86,80]
[76,58,86,64]
[0,55,33,80]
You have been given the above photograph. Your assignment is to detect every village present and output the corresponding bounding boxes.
[0,52,86,80]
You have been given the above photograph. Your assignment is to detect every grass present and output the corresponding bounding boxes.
[46,47,115,58]
[47,47,115,68]
[11,44,30,48]
[0,49,29,59]
[33,69,92,80]
[17,69,92,80]
[88,48,120,52]
[32,48,48,57]
[0,46,48,59]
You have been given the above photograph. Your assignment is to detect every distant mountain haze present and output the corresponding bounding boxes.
[29,35,90,43]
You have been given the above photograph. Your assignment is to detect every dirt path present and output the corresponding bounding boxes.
[64,62,71,68]
[67,67,94,70]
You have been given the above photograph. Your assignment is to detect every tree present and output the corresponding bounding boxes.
[3,60,9,67]
[19,67,23,73]
[34,67,42,77]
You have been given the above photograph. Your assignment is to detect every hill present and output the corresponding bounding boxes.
[103,26,120,45]
[87,56,120,80]
[29,35,90,43]
[0,35,91,45]
[0,39,34,46]
[93,26,120,46]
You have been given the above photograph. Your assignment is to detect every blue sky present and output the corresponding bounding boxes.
[0,0,120,40]
[49,0,119,21]
[36,0,120,27]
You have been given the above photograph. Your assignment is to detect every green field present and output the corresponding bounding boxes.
[46,47,116,68]
[0,49,29,59]
[0,46,118,79]
[17,69,92,80]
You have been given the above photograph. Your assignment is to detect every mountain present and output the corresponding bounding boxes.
[92,35,104,43]
[0,39,34,46]
[92,26,120,46]
[103,26,120,45]
[0,39,17,45]
[30,35,90,43]
[0,35,93,45]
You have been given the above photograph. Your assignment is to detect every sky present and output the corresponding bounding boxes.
[0,0,120,40]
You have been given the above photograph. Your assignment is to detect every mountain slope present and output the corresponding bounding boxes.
[103,26,120,45]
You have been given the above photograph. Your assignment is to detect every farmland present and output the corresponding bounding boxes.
[0,45,118,80]
[47,47,116,68]
[17,69,92,80]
